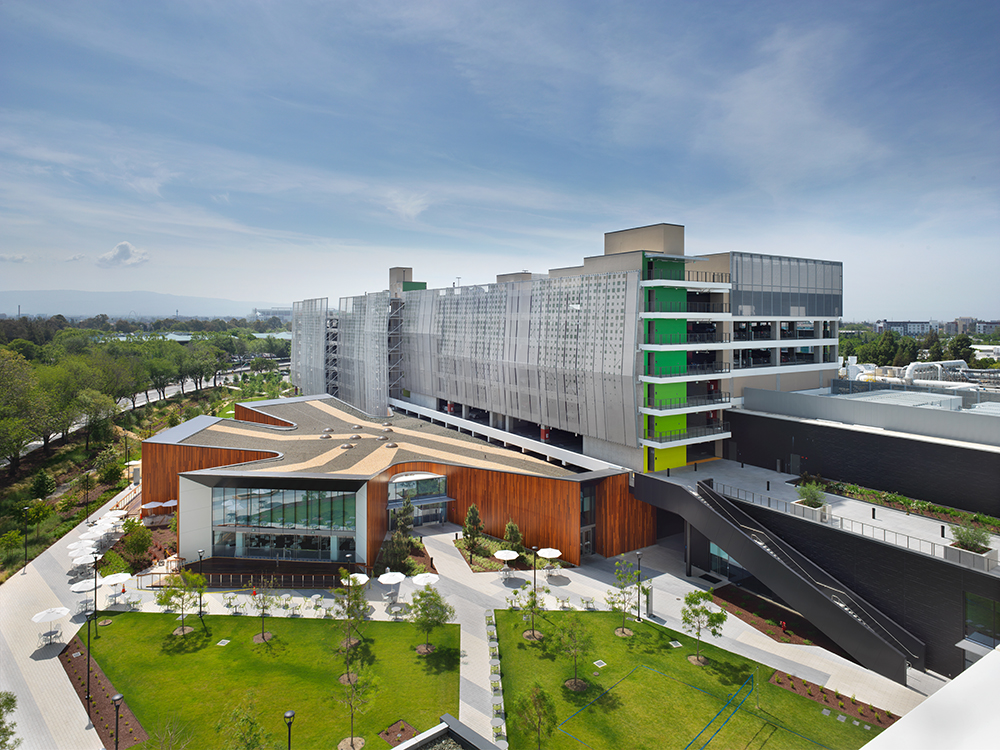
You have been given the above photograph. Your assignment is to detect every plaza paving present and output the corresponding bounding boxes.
[1,496,948,749]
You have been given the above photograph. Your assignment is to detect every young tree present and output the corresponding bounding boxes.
[0,349,41,477]
[0,690,21,750]
[214,691,270,750]
[555,615,593,690]
[510,683,556,750]
[520,581,550,640]
[26,499,52,541]
[681,588,728,662]
[336,667,375,750]
[393,494,415,538]
[0,531,23,561]
[248,576,277,642]
[155,570,204,634]
[408,585,455,651]
[503,519,524,553]
[30,470,57,501]
[605,558,646,634]
[947,334,975,364]
[463,503,484,555]
[333,568,369,665]
[76,472,95,523]
[77,388,118,450]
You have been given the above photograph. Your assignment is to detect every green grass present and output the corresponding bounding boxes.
[217,395,270,419]
[496,611,879,750]
[88,612,460,749]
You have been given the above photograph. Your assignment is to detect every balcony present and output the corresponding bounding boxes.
[780,330,817,340]
[644,332,730,346]
[642,422,731,445]
[643,269,731,283]
[645,301,730,314]
[644,362,730,378]
[642,393,731,410]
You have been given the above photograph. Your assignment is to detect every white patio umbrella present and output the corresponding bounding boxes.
[412,572,439,587]
[105,510,129,518]
[72,553,101,565]
[31,607,70,624]
[341,573,369,586]
[71,578,104,593]
[79,530,104,540]
[140,502,163,510]
[378,571,406,585]
[494,550,519,562]
[537,548,562,560]
[161,500,178,508]
[101,573,133,586]
[68,540,97,551]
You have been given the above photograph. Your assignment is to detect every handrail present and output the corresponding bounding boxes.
[644,333,731,345]
[715,482,996,574]
[111,483,141,512]
[642,394,730,410]
[643,269,731,283]
[644,301,731,314]
[700,482,921,658]
[643,363,730,378]
[642,423,730,444]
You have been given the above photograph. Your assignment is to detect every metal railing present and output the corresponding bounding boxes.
[644,301,731,314]
[714,482,997,574]
[643,422,730,444]
[644,332,730,345]
[643,269,731,283]
[642,393,730,410]
[111,483,141,512]
[643,362,730,378]
[780,330,817,340]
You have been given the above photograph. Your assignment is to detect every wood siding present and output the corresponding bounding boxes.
[234,403,295,428]
[142,442,278,509]
[595,473,655,558]
[365,462,643,567]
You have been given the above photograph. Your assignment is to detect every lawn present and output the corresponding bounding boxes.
[88,611,460,749]
[496,611,880,750]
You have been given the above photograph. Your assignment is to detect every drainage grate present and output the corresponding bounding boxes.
[593,660,607,668]
[217,640,230,646]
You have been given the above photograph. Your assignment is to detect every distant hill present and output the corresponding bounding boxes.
[0,290,280,319]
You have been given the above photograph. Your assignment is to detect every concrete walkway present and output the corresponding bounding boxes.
[1,517,946,749]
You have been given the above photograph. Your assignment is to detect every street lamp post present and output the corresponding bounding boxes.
[112,693,123,750]
[531,546,539,635]
[93,560,99,612]
[636,550,643,623]
[284,709,295,749]
[22,506,29,570]
[198,549,205,616]
[85,610,95,721]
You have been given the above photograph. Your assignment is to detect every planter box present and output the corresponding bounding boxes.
[943,544,998,572]
[791,500,830,523]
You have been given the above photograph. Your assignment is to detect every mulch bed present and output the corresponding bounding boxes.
[522,629,544,641]
[614,627,633,638]
[339,672,358,685]
[713,585,853,662]
[59,634,148,749]
[564,678,588,692]
[416,644,436,655]
[379,720,418,747]
[769,670,899,729]
[407,543,438,575]
[252,631,274,644]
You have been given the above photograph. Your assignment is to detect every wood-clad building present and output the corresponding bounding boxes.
[144,395,650,572]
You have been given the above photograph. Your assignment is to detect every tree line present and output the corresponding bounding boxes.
[0,313,288,344]
[839,330,996,369]
[0,325,289,477]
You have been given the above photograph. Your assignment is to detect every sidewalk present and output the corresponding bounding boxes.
[1,518,944,749]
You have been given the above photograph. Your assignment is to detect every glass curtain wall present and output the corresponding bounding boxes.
[211,487,356,561]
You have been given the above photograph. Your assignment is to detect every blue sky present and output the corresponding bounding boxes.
[0,0,997,321]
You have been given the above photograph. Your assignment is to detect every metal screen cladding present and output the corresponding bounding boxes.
[336,291,391,417]
[291,297,329,395]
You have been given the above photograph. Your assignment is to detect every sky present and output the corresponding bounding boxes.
[0,0,997,321]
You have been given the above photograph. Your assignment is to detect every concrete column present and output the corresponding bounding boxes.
[462,404,469,419]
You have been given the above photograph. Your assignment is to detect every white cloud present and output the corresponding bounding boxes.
[65,253,86,262]
[97,241,148,267]
[0,254,27,262]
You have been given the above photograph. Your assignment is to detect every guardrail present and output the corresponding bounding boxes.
[111,483,141,512]
[714,482,998,574]
[644,333,731,345]
[643,269,731,283]
[642,394,730,410]
[642,423,730,444]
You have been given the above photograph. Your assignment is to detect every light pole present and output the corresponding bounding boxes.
[85,610,95,722]
[198,549,205,616]
[284,709,295,749]
[531,545,539,636]
[112,693,123,750]
[635,550,643,623]
[22,506,29,570]
[93,559,100,612]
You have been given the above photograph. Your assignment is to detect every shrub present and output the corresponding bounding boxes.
[951,521,990,553]
[31,470,57,500]
[98,462,123,486]
[796,482,825,508]
[101,550,131,575]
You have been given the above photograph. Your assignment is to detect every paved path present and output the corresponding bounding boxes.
[1,518,947,748]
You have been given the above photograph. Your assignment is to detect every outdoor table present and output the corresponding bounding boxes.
[489,658,501,667]
[488,639,499,648]
[491,695,504,706]
[495,741,508,749]
[310,594,322,601]
[491,717,504,727]
[41,629,60,645]
[489,673,502,683]
[581,596,595,609]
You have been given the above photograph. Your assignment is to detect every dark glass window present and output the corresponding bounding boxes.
[581,484,596,527]
[965,592,999,648]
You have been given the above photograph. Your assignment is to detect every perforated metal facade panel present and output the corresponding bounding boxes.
[399,272,641,447]
[291,297,329,396]
[336,291,391,417]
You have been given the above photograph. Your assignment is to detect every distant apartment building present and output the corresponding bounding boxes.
[976,321,1000,335]
[875,320,931,337]
[252,307,293,324]
[292,224,842,474]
